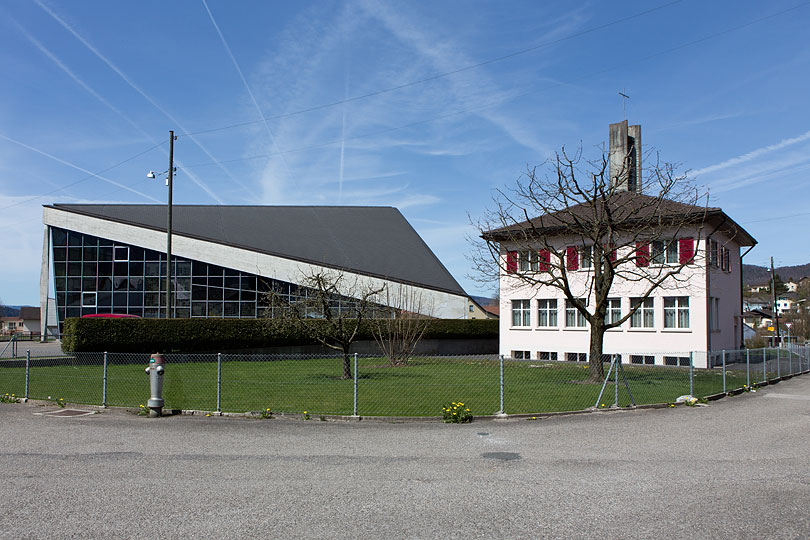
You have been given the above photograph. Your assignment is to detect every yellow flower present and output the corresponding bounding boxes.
[139,404,145,408]
[465,409,470,412]
[59,398,63,401]
[205,413,211,417]
[453,412,457,415]
[531,417,536,420]
[600,403,605,407]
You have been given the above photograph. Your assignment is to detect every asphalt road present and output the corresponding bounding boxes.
[2,376,810,539]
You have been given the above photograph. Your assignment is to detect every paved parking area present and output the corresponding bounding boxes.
[2,376,810,539]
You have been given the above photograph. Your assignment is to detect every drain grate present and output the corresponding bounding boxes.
[42,409,96,417]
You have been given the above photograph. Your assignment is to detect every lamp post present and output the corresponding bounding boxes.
[147,130,176,319]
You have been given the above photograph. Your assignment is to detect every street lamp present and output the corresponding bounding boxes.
[148,130,177,319]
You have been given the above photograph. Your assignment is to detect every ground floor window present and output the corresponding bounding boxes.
[630,355,655,365]
[537,351,558,361]
[566,352,587,362]
[664,356,690,366]
[664,296,690,328]
[512,350,530,360]
[512,299,531,327]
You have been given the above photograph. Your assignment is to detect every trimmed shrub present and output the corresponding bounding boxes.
[61,317,498,353]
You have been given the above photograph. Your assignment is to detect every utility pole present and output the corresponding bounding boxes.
[166,130,175,319]
[771,256,781,346]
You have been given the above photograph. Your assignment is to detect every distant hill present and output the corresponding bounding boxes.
[470,295,497,307]
[743,263,810,286]
[1,305,21,317]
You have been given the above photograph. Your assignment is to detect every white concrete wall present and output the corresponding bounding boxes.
[497,230,737,368]
[43,207,469,319]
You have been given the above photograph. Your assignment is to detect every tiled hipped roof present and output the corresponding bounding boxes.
[483,192,756,246]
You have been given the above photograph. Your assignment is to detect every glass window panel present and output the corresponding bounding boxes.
[98,262,112,276]
[208,302,223,317]
[129,262,144,276]
[54,263,66,277]
[113,262,128,276]
[224,276,240,289]
[67,277,82,291]
[175,308,190,319]
[128,307,144,317]
[144,308,160,319]
[664,309,676,328]
[240,302,256,317]
[67,293,81,307]
[66,307,81,319]
[53,247,66,262]
[666,241,679,264]
[208,287,223,301]
[68,262,82,276]
[192,275,207,286]
[258,278,274,293]
[144,277,160,292]
[113,277,128,291]
[97,292,111,307]
[224,302,239,317]
[224,267,239,277]
[98,238,113,247]
[68,232,83,246]
[114,246,129,261]
[82,277,96,291]
[208,275,223,288]
[145,262,160,277]
[241,276,256,290]
[176,277,191,290]
[68,247,83,261]
[192,261,207,276]
[208,265,224,277]
[129,293,143,307]
[98,277,112,291]
[144,249,160,261]
[83,262,97,276]
[55,277,66,292]
[99,247,113,261]
[51,228,67,246]
[192,302,206,317]
[241,290,255,302]
[176,261,191,276]
[129,277,144,291]
[176,296,190,307]
[224,288,239,301]
[113,292,128,307]
[83,246,97,260]
[129,246,144,261]
[192,286,206,301]
[144,293,160,307]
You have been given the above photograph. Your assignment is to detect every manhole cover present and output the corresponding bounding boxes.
[43,409,96,417]
[482,452,521,461]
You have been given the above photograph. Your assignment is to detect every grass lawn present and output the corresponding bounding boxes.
[0,356,769,416]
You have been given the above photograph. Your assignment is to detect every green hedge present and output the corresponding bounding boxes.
[61,318,499,353]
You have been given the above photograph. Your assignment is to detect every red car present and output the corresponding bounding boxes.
[81,313,141,319]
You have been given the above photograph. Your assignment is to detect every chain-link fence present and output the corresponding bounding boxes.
[2,346,808,416]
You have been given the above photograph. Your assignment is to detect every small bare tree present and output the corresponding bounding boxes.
[371,284,434,365]
[264,269,385,379]
[473,146,716,382]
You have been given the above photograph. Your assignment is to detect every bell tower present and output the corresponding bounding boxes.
[609,120,641,192]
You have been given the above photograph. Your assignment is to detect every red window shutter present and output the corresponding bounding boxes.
[606,244,617,262]
[566,246,579,271]
[538,249,550,271]
[679,237,695,264]
[506,251,517,274]
[635,242,649,267]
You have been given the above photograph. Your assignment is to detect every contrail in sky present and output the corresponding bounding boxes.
[691,129,810,177]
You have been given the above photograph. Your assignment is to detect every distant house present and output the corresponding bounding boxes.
[785,280,799,293]
[744,298,771,312]
[742,309,774,329]
[748,282,770,293]
[776,293,799,315]
[0,306,41,336]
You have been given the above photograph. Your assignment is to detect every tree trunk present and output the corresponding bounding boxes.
[342,349,352,380]
[587,322,606,383]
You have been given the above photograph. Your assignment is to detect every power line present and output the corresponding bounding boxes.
[179,1,683,138]
[0,140,166,211]
[180,2,810,171]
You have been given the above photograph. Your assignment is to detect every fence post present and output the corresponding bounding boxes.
[763,348,767,383]
[745,349,750,388]
[777,346,781,379]
[102,351,108,408]
[25,350,30,401]
[216,353,222,413]
[722,350,726,394]
[689,352,694,397]
[499,354,505,414]
[353,353,358,417]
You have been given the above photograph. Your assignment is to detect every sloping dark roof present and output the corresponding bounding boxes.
[18,307,40,320]
[483,192,756,246]
[47,204,466,296]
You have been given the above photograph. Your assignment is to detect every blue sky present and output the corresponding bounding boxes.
[2,0,810,305]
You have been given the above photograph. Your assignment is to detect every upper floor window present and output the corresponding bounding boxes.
[663,296,690,329]
[630,297,654,328]
[604,298,621,325]
[565,299,587,328]
[537,299,558,327]
[511,300,531,327]
[636,238,694,267]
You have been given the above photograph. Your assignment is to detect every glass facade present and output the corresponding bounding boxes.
[50,227,379,330]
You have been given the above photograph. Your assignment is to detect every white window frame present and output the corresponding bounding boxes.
[511,350,530,360]
[630,355,655,365]
[579,246,593,269]
[113,246,130,262]
[664,296,690,329]
[566,352,587,362]
[511,299,531,327]
[630,297,654,328]
[604,298,621,325]
[536,299,558,327]
[565,299,587,328]
[537,351,558,361]
[651,239,678,265]
[82,292,97,308]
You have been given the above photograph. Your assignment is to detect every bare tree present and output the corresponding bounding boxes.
[371,284,434,365]
[264,270,385,379]
[474,146,714,382]
[0,296,5,318]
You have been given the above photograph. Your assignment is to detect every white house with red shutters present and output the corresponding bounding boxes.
[487,122,756,369]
